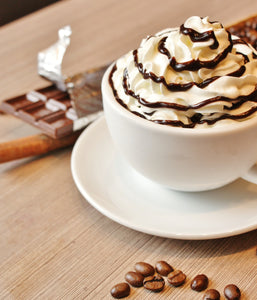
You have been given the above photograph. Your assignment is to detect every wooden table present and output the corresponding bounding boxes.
[0,0,257,298]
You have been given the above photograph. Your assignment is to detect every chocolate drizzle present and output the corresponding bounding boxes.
[180,24,219,49]
[108,64,128,109]
[121,67,257,111]
[109,65,146,119]
[109,63,257,128]
[133,49,219,91]
[108,17,257,128]
[158,34,233,71]
[154,105,257,128]
[133,49,246,92]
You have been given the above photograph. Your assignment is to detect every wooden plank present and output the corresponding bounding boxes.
[0,0,257,299]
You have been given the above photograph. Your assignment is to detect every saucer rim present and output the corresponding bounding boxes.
[71,116,257,240]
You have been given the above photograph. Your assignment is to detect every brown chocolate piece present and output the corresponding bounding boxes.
[0,96,32,113]
[0,65,107,139]
[0,85,74,139]
[38,111,73,138]
[19,101,54,123]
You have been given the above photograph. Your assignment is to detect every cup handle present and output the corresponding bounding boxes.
[241,163,257,184]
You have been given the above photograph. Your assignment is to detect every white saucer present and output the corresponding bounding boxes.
[71,116,257,240]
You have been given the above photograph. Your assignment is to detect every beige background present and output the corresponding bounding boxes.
[0,0,257,299]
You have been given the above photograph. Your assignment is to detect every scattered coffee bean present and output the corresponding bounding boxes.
[125,271,144,287]
[111,260,247,299]
[143,274,165,292]
[110,282,130,299]
[134,262,155,277]
[191,274,209,292]
[155,260,174,276]
[224,284,241,300]
[167,270,186,287]
[203,289,220,300]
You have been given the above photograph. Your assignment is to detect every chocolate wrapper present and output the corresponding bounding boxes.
[65,65,108,117]
[38,25,72,91]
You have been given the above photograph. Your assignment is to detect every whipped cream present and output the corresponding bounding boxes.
[109,16,257,128]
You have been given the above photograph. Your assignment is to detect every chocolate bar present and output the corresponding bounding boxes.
[0,65,107,139]
[1,85,74,139]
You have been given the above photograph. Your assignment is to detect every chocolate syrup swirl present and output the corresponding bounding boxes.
[109,65,147,119]
[154,105,257,128]
[133,49,245,92]
[108,17,257,128]
[109,64,257,128]
[121,67,257,111]
[180,24,219,49]
[158,35,233,71]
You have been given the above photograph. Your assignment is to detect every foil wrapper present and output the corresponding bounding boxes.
[65,65,107,130]
[65,65,107,117]
[37,26,106,133]
[38,25,72,91]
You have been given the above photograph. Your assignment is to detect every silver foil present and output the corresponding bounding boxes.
[37,26,103,130]
[38,26,72,91]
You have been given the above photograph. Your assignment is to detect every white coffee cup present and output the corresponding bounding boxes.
[102,64,257,192]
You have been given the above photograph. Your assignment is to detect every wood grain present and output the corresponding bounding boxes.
[0,0,257,299]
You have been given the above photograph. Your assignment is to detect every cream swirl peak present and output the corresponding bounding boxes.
[109,16,257,128]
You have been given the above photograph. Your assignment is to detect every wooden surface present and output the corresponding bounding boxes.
[0,0,257,299]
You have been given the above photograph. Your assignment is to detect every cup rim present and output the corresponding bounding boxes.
[102,63,257,137]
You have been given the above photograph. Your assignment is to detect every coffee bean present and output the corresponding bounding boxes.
[143,274,165,292]
[155,260,173,276]
[203,289,220,300]
[191,274,209,292]
[110,282,130,299]
[125,271,144,287]
[134,262,155,277]
[224,284,241,300]
[167,270,186,287]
